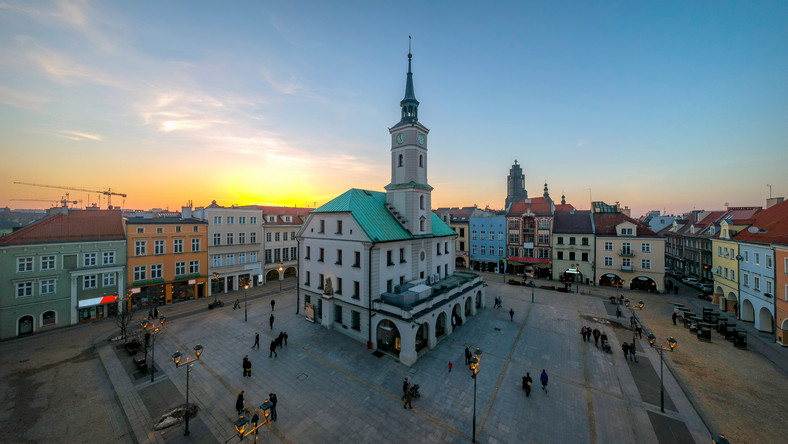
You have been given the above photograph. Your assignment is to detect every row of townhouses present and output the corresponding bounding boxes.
[0,204,311,339]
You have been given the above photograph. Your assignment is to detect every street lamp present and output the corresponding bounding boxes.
[243,278,250,322]
[140,316,165,383]
[278,263,283,293]
[469,347,482,443]
[235,399,273,441]
[647,334,677,412]
[171,344,203,436]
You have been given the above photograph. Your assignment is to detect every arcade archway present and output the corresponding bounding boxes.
[599,273,623,288]
[630,276,657,292]
[376,319,400,357]
[758,307,774,333]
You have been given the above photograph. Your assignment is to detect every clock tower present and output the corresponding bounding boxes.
[386,42,432,235]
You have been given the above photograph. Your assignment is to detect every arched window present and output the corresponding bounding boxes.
[420,195,425,210]
[420,216,426,232]
[398,154,403,167]
[419,155,423,167]
[42,311,56,326]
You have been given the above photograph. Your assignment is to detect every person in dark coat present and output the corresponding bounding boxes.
[402,377,410,400]
[236,391,245,415]
[465,347,472,366]
[269,313,275,330]
[636,325,643,339]
[243,355,251,376]
[269,393,278,421]
[403,387,414,409]
[523,372,533,397]
[269,340,277,358]
[277,332,285,349]
[621,342,629,358]
[252,332,260,349]
[672,312,678,326]
[600,331,608,346]
[540,370,548,392]
[283,332,288,347]
[509,308,514,321]
[271,299,276,311]
[154,307,159,319]
[580,327,586,342]
[592,328,600,347]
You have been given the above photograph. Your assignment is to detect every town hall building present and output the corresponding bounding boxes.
[297,47,485,366]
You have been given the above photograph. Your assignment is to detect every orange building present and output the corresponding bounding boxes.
[775,244,788,345]
[125,216,208,311]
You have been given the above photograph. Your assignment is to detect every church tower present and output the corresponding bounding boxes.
[386,40,432,235]
[505,160,527,209]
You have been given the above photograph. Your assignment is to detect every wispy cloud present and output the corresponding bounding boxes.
[57,130,102,141]
[0,85,51,110]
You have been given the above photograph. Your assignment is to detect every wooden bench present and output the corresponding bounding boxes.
[124,340,141,356]
[133,356,148,374]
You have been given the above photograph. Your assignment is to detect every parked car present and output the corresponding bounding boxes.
[682,277,699,286]
[698,293,713,301]
[698,283,713,292]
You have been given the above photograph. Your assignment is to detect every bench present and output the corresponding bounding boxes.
[124,340,141,356]
[133,356,148,374]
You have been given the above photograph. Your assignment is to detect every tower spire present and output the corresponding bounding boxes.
[399,36,419,125]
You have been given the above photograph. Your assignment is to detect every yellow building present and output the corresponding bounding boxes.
[593,213,665,292]
[712,218,754,315]
[125,215,208,311]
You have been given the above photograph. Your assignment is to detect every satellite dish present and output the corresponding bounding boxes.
[748,226,759,233]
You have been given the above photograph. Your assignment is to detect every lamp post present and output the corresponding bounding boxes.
[647,334,677,412]
[235,399,273,441]
[278,263,283,293]
[469,347,482,443]
[243,279,250,322]
[171,344,203,436]
[140,316,165,383]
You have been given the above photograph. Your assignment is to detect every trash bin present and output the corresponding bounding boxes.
[689,319,699,334]
[734,330,747,349]
[702,307,712,322]
[724,323,737,341]
[697,323,712,342]
[716,317,728,334]
[683,314,693,328]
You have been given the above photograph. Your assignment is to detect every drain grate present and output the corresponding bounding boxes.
[296,373,308,381]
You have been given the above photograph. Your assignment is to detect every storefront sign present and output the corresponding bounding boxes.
[78,295,118,308]
[188,279,196,284]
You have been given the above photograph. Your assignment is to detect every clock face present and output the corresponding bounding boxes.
[397,133,405,144]
[418,134,424,145]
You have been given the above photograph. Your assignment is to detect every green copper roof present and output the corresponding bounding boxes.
[313,188,454,242]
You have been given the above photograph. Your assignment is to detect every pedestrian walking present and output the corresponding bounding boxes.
[251,411,259,430]
[448,361,453,373]
[593,328,600,348]
[523,372,533,397]
[465,347,472,366]
[154,307,159,319]
[243,355,252,376]
[619,295,624,305]
[672,311,678,326]
[404,387,414,409]
[636,325,642,339]
[402,377,410,400]
[580,327,586,342]
[540,369,548,392]
[269,393,278,421]
[277,332,285,349]
[252,332,260,349]
[600,331,608,345]
[283,332,288,347]
[236,391,245,415]
[630,346,638,363]
[271,299,276,311]
[269,340,277,358]
[621,342,629,359]
[242,356,249,376]
[509,308,514,321]
[269,313,275,330]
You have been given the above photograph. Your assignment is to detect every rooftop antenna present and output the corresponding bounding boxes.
[767,184,772,198]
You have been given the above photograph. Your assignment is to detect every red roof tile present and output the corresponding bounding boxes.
[733,200,788,245]
[593,213,659,237]
[507,197,554,216]
[0,209,125,245]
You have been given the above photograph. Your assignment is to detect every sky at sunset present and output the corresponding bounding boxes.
[1,1,786,218]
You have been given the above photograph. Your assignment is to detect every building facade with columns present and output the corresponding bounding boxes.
[0,209,126,339]
[297,48,484,366]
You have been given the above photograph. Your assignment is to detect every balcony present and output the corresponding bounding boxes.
[619,250,634,257]
[621,265,632,272]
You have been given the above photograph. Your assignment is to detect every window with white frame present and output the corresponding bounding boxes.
[538,220,549,229]
[227,216,234,225]
[283,231,289,241]
[743,273,749,287]
[154,240,165,255]
[84,253,97,267]
[238,232,246,244]
[251,251,258,263]
[582,237,589,246]
[226,233,233,245]
[150,264,163,279]
[213,233,221,246]
[239,252,247,264]
[266,232,272,242]
[103,273,115,287]
[604,242,613,251]
[754,276,760,291]
[189,260,199,274]
[83,275,97,289]
[622,258,631,268]
[604,257,613,266]
[471,230,477,240]
[251,217,257,224]
[621,227,633,235]
[265,249,272,263]
[192,238,201,252]
[40,279,56,295]
[641,243,651,253]
[498,231,503,241]
[499,246,504,256]
[41,255,56,270]
[135,241,146,256]
[136,227,144,234]
[17,282,33,298]
[156,227,163,233]
[755,253,760,265]
[275,232,280,242]
[766,280,773,295]
[250,232,257,243]
[239,216,246,224]
[641,259,651,269]
[724,268,728,278]
[557,236,564,245]
[172,239,183,253]
[18,257,34,272]
[133,266,146,281]
[212,255,222,267]
[472,245,477,254]
[214,216,222,224]
[226,254,235,266]
[766,255,773,269]
[480,231,486,240]
[731,270,735,280]
[175,262,186,276]
[103,251,115,265]
[481,246,486,255]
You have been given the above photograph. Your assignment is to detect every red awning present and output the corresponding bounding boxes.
[507,257,550,264]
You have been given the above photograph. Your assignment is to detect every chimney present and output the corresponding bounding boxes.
[181,206,193,219]
[766,197,784,209]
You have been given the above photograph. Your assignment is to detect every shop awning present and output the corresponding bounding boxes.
[507,257,550,265]
[78,295,118,308]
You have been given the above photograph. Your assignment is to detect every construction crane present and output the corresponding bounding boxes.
[11,197,80,207]
[14,182,126,209]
